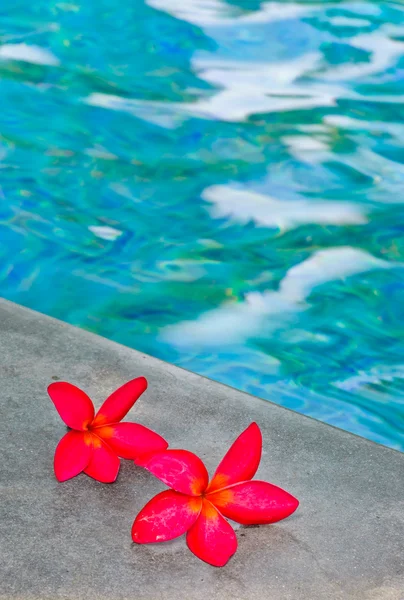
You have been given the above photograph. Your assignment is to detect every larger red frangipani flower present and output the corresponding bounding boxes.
[131,422,299,567]
[48,377,168,483]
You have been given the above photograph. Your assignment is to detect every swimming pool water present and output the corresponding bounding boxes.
[0,0,403,450]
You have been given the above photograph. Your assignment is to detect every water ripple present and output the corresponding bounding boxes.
[0,0,403,449]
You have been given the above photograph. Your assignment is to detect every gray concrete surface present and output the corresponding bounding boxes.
[0,298,403,600]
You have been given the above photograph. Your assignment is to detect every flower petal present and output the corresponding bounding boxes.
[207,422,262,492]
[95,422,168,459]
[132,490,202,544]
[208,480,299,525]
[48,382,94,431]
[186,500,237,567]
[54,430,93,482]
[92,377,148,427]
[84,436,120,483]
[135,450,208,496]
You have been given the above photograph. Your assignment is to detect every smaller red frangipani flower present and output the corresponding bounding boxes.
[131,422,299,567]
[48,377,168,483]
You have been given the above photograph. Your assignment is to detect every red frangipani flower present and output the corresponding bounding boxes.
[132,423,298,567]
[48,377,168,483]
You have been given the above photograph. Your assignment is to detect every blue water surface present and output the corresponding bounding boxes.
[0,0,404,450]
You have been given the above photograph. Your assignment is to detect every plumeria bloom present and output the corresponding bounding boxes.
[48,377,168,483]
[132,423,298,567]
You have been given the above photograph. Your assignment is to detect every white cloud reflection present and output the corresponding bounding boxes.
[0,44,60,66]
[162,247,399,347]
[88,226,123,241]
[202,186,367,230]
[147,0,308,27]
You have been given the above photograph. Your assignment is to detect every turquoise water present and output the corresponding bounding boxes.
[1,1,404,450]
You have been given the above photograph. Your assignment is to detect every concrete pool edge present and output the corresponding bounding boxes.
[1,297,403,599]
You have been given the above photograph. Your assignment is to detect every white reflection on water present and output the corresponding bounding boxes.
[88,226,123,241]
[84,93,186,129]
[147,0,308,26]
[335,364,404,393]
[0,43,60,66]
[187,52,338,121]
[85,83,336,124]
[84,53,339,123]
[193,53,320,92]
[162,247,399,347]
[319,33,404,82]
[84,31,404,123]
[202,186,368,230]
